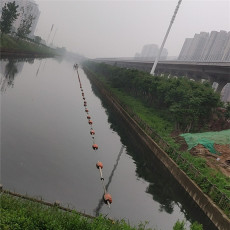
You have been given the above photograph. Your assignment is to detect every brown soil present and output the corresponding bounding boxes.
[171,108,230,177]
[190,144,230,177]
[172,131,230,178]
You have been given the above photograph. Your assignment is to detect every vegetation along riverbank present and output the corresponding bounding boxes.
[0,1,65,58]
[83,61,230,221]
[0,192,203,230]
[0,33,65,58]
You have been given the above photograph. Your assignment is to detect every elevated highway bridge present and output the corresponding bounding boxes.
[94,59,230,92]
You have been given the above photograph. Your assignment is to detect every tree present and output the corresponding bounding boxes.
[0,1,19,34]
[224,102,230,120]
[34,36,42,43]
[16,6,35,38]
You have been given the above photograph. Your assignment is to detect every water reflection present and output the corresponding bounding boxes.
[1,59,18,91]
[0,58,34,92]
[0,57,50,91]
[88,83,217,230]
[94,145,125,216]
[36,60,43,76]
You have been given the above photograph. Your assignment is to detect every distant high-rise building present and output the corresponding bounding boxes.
[141,44,158,59]
[206,30,228,61]
[177,38,192,60]
[178,30,230,62]
[135,44,168,61]
[200,31,218,61]
[189,32,209,61]
[0,0,40,36]
[221,32,230,61]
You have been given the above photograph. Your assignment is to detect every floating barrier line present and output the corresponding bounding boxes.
[74,64,112,208]
[94,145,124,216]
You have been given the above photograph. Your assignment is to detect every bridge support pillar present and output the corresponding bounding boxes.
[216,81,229,93]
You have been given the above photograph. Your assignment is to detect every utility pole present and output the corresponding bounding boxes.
[46,24,54,44]
[51,28,58,46]
[150,0,183,75]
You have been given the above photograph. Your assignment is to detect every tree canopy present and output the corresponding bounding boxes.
[0,1,19,34]
[16,6,35,38]
[86,62,222,132]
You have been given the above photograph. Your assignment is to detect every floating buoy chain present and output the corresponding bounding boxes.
[74,64,112,207]
[96,161,112,208]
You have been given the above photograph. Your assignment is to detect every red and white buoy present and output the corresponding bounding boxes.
[92,144,98,150]
[104,193,112,205]
[90,130,95,135]
[96,161,104,180]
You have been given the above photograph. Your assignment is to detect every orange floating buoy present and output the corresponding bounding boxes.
[104,193,112,204]
[96,161,103,169]
[90,130,95,135]
[92,144,98,150]
[85,109,89,113]
[87,115,91,119]
[88,120,93,125]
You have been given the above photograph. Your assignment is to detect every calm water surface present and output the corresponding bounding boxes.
[0,57,217,230]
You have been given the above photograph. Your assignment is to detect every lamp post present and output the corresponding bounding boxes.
[150,0,183,75]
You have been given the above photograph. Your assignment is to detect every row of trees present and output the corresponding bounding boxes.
[0,1,35,38]
[87,62,222,132]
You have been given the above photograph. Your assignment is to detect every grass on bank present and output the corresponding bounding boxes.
[0,33,57,55]
[84,67,230,217]
[0,194,203,230]
[0,194,151,230]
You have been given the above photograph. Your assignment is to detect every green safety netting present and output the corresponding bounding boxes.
[180,129,230,154]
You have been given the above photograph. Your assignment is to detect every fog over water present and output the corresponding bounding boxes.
[35,0,230,58]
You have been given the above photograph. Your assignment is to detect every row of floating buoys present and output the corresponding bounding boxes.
[74,64,112,207]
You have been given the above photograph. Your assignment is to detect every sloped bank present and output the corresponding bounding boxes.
[83,67,230,230]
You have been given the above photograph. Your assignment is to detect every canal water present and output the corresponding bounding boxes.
[0,57,217,230]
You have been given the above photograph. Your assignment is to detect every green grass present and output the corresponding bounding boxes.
[0,33,57,55]
[0,194,151,230]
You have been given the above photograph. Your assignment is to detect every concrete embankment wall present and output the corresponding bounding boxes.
[84,68,230,230]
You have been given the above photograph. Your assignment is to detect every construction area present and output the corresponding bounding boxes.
[180,130,230,177]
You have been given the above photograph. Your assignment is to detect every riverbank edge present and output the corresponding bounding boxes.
[1,190,148,230]
[0,188,95,219]
[0,48,56,58]
[83,67,230,230]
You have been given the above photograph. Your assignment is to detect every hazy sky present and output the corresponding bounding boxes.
[35,0,230,58]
